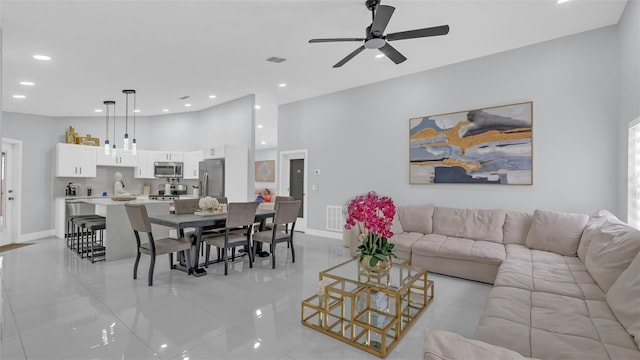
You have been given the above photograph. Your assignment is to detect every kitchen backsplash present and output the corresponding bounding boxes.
[55,167,199,197]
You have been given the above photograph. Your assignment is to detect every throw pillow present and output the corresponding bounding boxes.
[397,204,434,234]
[503,211,533,245]
[390,213,403,235]
[585,220,640,292]
[606,252,640,349]
[525,209,588,256]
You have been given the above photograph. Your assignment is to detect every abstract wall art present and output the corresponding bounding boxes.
[409,102,532,184]
[255,160,276,182]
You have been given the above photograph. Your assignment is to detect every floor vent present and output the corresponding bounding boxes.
[326,205,343,232]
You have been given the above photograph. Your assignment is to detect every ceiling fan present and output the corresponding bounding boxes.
[309,0,450,68]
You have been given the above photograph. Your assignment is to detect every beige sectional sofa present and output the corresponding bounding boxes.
[345,205,640,359]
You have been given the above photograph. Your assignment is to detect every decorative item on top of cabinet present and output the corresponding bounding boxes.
[66,126,80,144]
[80,134,100,146]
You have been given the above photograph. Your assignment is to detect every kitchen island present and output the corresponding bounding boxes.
[55,196,172,261]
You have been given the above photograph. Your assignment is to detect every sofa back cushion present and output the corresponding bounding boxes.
[503,211,533,245]
[524,209,588,256]
[432,207,507,243]
[397,204,434,234]
[585,220,640,292]
[577,210,619,262]
[606,252,640,349]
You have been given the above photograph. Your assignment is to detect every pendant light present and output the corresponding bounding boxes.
[132,90,137,154]
[122,89,135,151]
[112,101,117,159]
[103,100,115,155]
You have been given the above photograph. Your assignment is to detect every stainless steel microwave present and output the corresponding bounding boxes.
[154,162,183,178]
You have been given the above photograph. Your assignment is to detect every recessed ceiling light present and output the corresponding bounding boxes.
[557,0,571,3]
[257,124,263,129]
[255,105,261,110]
[279,83,287,88]
[261,141,266,145]
[94,109,103,113]
[375,54,384,59]
[12,95,26,99]
[134,109,140,113]
[162,109,169,112]
[20,81,35,86]
[185,103,192,107]
[209,95,217,99]
[33,54,51,61]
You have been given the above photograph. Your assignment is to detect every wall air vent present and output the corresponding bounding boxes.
[326,205,343,232]
[265,57,287,63]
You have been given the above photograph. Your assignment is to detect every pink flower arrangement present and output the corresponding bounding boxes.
[345,191,396,265]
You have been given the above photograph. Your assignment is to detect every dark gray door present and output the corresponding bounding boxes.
[290,159,304,218]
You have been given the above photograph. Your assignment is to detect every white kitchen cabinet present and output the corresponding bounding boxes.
[183,150,203,179]
[96,148,138,167]
[152,151,183,162]
[56,143,97,177]
[134,150,155,179]
[203,145,224,159]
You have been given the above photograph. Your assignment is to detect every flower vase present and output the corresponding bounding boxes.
[359,255,392,274]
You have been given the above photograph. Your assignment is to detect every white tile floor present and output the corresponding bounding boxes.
[0,233,492,360]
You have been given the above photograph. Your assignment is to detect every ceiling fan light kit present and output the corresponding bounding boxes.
[309,0,450,68]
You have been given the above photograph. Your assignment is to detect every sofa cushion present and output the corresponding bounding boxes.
[397,204,434,234]
[432,207,507,243]
[411,234,505,265]
[503,211,533,245]
[424,330,533,360]
[585,220,640,292]
[578,216,609,262]
[388,232,422,262]
[525,209,588,256]
[606,252,640,349]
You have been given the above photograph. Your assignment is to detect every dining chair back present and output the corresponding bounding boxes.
[253,200,302,269]
[202,201,259,275]
[174,198,200,215]
[125,203,192,286]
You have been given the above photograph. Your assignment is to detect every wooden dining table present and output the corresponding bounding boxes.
[148,209,276,277]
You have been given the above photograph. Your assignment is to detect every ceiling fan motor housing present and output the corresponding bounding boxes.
[365,0,381,11]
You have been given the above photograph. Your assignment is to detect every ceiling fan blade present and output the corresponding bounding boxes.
[333,45,366,68]
[309,38,365,43]
[386,25,450,41]
[379,42,407,64]
[370,5,395,36]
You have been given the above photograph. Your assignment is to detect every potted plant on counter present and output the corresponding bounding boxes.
[344,191,396,273]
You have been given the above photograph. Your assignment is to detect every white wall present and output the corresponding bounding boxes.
[279,26,622,232]
[617,0,640,219]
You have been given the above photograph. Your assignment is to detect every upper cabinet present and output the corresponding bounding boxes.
[203,145,225,159]
[56,143,97,178]
[183,150,203,179]
[152,152,183,162]
[96,148,138,167]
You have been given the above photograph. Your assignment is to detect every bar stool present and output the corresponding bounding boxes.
[72,216,106,260]
[66,202,103,250]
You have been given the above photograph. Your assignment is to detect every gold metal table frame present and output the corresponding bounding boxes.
[301,258,434,358]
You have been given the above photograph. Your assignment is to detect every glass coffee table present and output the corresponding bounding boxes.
[301,258,434,358]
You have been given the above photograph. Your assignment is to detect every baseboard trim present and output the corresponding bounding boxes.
[19,230,56,242]
[305,228,342,240]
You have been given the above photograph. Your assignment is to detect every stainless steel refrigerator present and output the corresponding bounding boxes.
[199,159,225,197]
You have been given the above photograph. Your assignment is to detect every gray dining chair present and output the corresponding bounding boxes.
[125,203,192,286]
[202,202,259,275]
[252,200,301,269]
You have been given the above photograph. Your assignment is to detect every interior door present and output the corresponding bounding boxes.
[0,144,16,245]
[290,159,305,219]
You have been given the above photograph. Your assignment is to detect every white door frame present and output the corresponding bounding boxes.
[279,149,308,232]
[0,139,23,245]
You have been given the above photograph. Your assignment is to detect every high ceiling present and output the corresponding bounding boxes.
[1,0,628,149]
